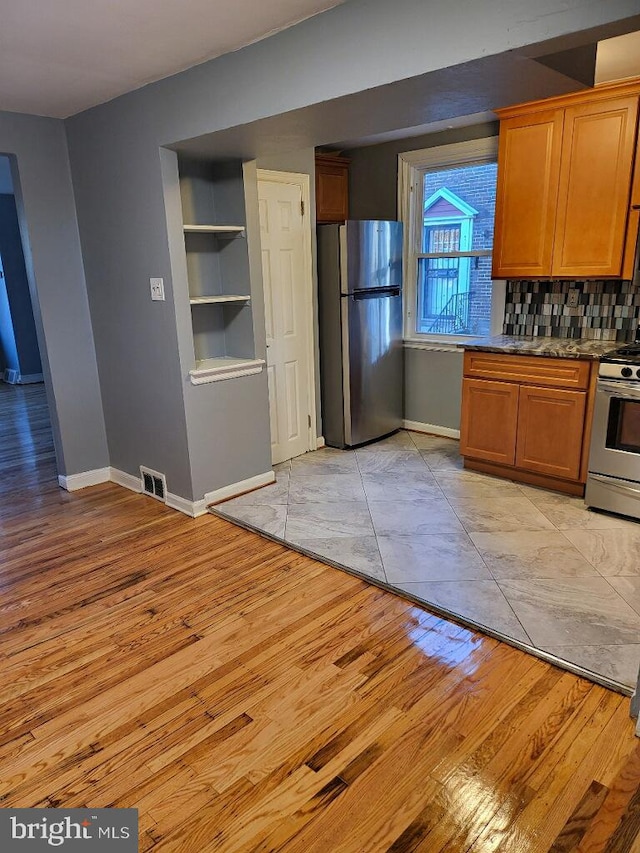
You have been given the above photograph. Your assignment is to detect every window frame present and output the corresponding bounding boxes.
[398,137,505,348]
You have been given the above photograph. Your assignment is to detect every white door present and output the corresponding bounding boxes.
[257,175,313,465]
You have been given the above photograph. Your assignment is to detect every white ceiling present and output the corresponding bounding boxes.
[0,0,346,119]
[0,2,638,123]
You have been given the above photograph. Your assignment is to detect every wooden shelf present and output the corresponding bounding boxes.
[189,357,265,385]
[183,224,245,237]
[189,295,251,305]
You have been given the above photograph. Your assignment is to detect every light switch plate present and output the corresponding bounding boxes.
[150,278,165,301]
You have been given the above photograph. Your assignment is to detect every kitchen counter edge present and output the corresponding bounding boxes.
[458,335,616,360]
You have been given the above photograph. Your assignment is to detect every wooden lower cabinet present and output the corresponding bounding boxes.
[515,385,586,480]
[460,379,518,466]
[460,351,596,495]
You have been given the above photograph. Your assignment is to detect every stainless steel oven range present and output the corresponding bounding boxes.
[585,342,640,521]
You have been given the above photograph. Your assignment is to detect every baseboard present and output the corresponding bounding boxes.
[164,493,204,517]
[316,436,325,449]
[403,419,460,439]
[204,470,276,508]
[18,372,44,384]
[58,467,111,491]
[68,466,277,518]
[109,467,143,493]
[110,467,203,516]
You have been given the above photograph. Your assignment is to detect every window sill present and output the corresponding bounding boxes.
[403,339,467,353]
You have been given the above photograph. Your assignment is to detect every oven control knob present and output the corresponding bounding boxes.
[621,367,633,377]
[637,369,640,379]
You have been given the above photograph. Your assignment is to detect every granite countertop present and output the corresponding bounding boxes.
[458,335,618,360]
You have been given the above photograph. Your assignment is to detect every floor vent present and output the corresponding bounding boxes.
[140,466,167,503]
[3,368,19,384]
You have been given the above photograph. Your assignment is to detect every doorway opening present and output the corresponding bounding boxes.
[0,154,56,493]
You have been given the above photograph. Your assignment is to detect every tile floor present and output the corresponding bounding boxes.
[212,431,640,693]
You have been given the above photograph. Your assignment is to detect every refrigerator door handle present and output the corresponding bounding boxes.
[350,286,402,300]
[340,296,352,446]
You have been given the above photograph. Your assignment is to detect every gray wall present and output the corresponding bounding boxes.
[65,0,640,500]
[0,156,12,193]
[0,193,42,377]
[404,348,464,431]
[347,122,499,220]
[0,116,107,476]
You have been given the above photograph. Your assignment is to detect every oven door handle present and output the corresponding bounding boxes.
[588,473,640,496]
[597,379,640,400]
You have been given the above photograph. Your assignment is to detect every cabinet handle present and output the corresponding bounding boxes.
[632,204,640,210]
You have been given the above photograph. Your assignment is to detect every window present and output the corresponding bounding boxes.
[398,138,504,344]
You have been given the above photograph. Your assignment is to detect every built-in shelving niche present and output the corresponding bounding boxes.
[178,158,262,383]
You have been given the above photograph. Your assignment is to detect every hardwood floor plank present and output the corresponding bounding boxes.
[578,745,640,853]
[549,780,609,852]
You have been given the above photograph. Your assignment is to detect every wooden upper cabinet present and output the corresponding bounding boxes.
[553,96,639,277]
[492,110,563,279]
[315,154,349,224]
[620,119,640,280]
[493,80,640,280]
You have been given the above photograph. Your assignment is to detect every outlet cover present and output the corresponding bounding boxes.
[567,288,579,308]
[150,277,165,301]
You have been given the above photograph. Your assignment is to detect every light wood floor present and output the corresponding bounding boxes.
[1,381,639,852]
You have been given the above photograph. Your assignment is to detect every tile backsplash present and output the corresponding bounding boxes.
[503,280,640,341]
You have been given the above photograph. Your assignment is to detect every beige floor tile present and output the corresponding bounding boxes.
[286,535,385,582]
[394,579,531,645]
[368,499,465,536]
[449,496,556,533]
[285,501,374,540]
[562,528,640,576]
[379,533,491,583]
[527,492,640,530]
[540,643,640,689]
[470,530,598,580]
[498,576,640,648]
[435,471,523,500]
[607,576,640,616]
[357,431,417,451]
[291,447,359,475]
[361,471,441,502]
[216,503,287,539]
[288,472,366,504]
[355,449,428,475]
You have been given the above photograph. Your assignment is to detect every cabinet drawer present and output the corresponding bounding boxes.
[463,351,591,390]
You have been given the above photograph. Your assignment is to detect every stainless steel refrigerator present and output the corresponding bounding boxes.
[317,220,403,449]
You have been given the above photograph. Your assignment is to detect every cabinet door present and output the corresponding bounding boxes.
[460,379,519,466]
[553,96,639,278]
[492,110,564,279]
[515,386,586,481]
[622,131,640,281]
[315,158,349,223]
